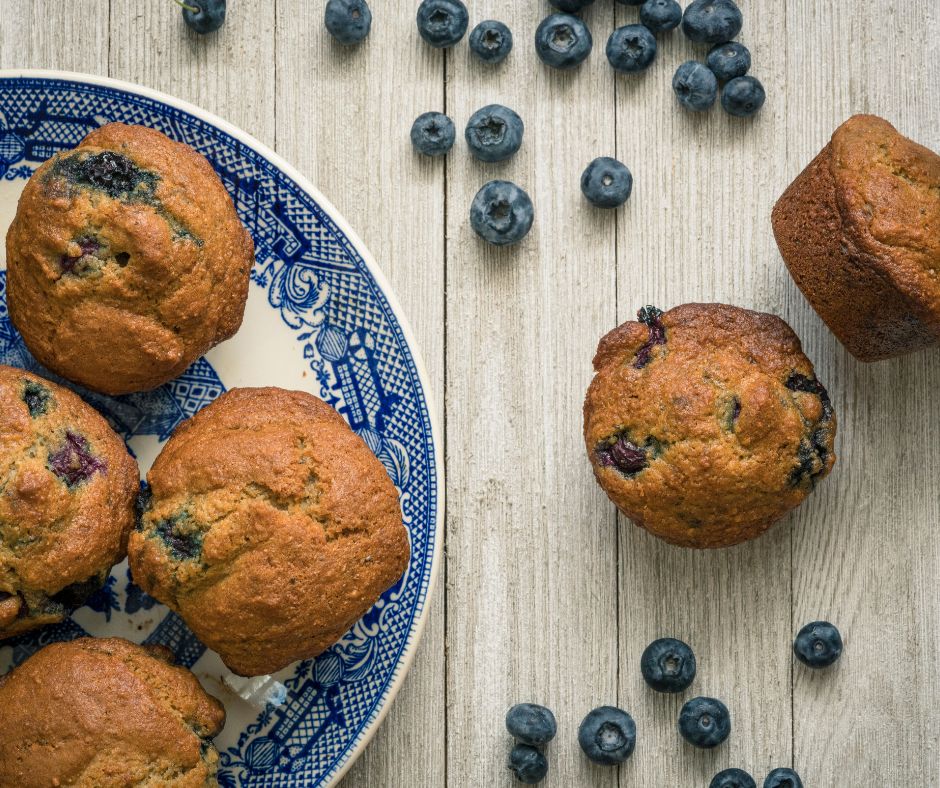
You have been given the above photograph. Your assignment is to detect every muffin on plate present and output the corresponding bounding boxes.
[128,387,410,676]
[0,637,225,788]
[5,122,254,395]
[772,114,940,361]
[0,365,138,639]
[583,303,836,549]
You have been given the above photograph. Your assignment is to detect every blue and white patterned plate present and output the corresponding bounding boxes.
[0,71,442,787]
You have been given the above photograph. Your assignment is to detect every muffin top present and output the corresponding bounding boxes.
[0,365,139,639]
[129,387,410,676]
[0,637,225,788]
[5,122,254,395]
[584,304,836,548]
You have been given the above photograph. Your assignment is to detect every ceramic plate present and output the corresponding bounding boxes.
[0,70,442,787]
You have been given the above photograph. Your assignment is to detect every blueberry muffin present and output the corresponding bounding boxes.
[6,122,254,394]
[128,387,410,676]
[0,637,225,787]
[583,304,836,548]
[772,114,940,361]
[0,365,138,638]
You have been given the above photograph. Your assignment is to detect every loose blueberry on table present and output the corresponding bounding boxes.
[793,620,843,668]
[416,0,468,48]
[672,61,719,111]
[640,637,697,693]
[505,703,557,747]
[606,24,658,74]
[578,706,637,765]
[615,0,645,5]
[549,0,596,12]
[508,744,548,784]
[174,0,226,35]
[640,0,683,34]
[721,75,766,117]
[706,41,751,81]
[682,0,743,45]
[465,104,525,163]
[581,157,633,209]
[324,0,372,45]
[534,14,594,71]
[677,696,731,749]
[763,768,804,788]
[470,180,534,247]
[711,768,757,788]
[411,112,456,157]
[469,20,513,65]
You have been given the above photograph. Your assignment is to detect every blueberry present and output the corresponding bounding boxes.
[711,769,757,788]
[470,181,534,246]
[507,744,548,784]
[155,513,204,561]
[465,105,524,163]
[469,20,513,64]
[416,0,468,48]
[634,304,666,368]
[595,435,649,475]
[721,76,766,117]
[678,697,731,749]
[47,431,106,488]
[672,61,719,111]
[534,14,593,70]
[706,41,751,81]
[764,768,804,788]
[56,151,153,198]
[178,0,226,35]
[682,0,743,44]
[615,0,645,4]
[580,157,633,209]
[549,0,595,10]
[606,24,657,74]
[640,0,682,34]
[324,0,372,45]
[641,638,696,693]
[578,706,636,765]
[411,112,456,157]
[794,621,843,668]
[506,703,557,746]
[22,379,51,418]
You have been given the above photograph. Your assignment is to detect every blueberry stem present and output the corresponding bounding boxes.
[172,0,201,13]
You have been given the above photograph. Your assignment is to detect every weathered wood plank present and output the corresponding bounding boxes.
[0,0,109,73]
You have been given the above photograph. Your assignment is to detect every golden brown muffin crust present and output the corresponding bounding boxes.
[5,122,253,394]
[0,637,224,787]
[128,387,410,676]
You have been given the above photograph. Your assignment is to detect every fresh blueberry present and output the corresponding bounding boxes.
[578,706,636,765]
[672,61,719,111]
[177,0,226,35]
[793,621,843,668]
[606,24,657,74]
[721,76,766,117]
[615,0,645,5]
[411,112,456,157]
[580,157,632,209]
[534,14,593,70]
[324,0,372,45]
[508,744,548,784]
[681,0,743,44]
[465,104,524,163]
[469,20,513,64]
[470,181,534,246]
[506,703,557,746]
[550,0,595,10]
[764,768,804,788]
[706,41,751,80]
[678,697,731,749]
[640,637,696,693]
[640,0,682,34]
[711,769,757,788]
[416,0,468,48]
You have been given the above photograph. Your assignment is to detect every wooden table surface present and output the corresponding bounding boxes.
[2,1,938,785]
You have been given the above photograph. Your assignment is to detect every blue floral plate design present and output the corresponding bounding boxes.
[0,71,442,787]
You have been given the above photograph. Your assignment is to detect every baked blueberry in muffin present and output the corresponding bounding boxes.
[0,637,224,787]
[128,387,410,676]
[0,365,138,639]
[583,303,836,548]
[6,122,254,395]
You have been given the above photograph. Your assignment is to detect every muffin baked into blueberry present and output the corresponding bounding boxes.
[0,365,138,639]
[583,303,836,548]
[128,387,410,676]
[0,637,224,787]
[6,122,254,395]
[772,114,940,361]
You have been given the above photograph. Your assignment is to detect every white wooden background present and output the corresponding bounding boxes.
[1,1,938,785]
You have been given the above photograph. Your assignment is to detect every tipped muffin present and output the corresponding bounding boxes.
[0,365,138,639]
[772,114,940,361]
[6,122,254,395]
[0,637,224,787]
[584,304,836,549]
[128,387,410,676]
